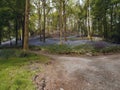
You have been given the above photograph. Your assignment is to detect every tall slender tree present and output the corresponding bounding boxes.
[63,0,67,41]
[42,0,46,42]
[23,0,30,50]
[59,0,63,44]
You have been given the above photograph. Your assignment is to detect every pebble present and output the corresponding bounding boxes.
[60,88,64,90]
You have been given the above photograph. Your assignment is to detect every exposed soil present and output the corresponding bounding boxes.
[34,54,120,90]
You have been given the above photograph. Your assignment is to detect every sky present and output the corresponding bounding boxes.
[74,0,83,5]
[79,0,83,4]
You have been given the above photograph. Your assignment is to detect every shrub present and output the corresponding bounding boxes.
[29,45,41,51]
[72,44,94,54]
[0,49,37,59]
[100,45,120,53]
[41,44,72,54]
[30,44,120,55]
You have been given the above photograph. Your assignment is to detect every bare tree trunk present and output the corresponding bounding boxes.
[42,0,46,43]
[21,17,25,47]
[87,5,90,39]
[63,0,67,41]
[87,0,92,40]
[89,2,92,40]
[0,29,2,45]
[59,0,63,44]
[38,0,42,41]
[110,4,113,33]
[15,17,18,45]
[103,11,108,39]
[8,24,12,46]
[23,0,30,51]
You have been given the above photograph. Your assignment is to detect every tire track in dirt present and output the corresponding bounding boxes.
[34,54,120,90]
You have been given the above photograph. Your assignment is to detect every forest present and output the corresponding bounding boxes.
[0,0,120,49]
[0,0,120,90]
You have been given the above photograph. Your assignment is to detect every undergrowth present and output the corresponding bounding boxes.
[0,49,50,90]
[35,44,120,55]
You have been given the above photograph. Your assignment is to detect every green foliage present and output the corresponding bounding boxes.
[73,44,120,55]
[0,49,37,59]
[29,45,41,51]
[40,44,120,55]
[41,44,72,54]
[72,44,94,54]
[100,46,120,53]
[91,0,120,43]
[0,49,50,90]
[0,0,25,43]
[0,68,35,90]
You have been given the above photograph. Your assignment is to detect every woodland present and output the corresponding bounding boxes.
[0,0,120,49]
[0,0,120,90]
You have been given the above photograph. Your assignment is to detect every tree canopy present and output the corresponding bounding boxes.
[0,0,120,49]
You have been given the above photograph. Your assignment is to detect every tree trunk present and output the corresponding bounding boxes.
[23,0,30,51]
[8,24,12,46]
[103,12,108,39]
[87,3,90,39]
[22,17,25,47]
[63,0,67,41]
[110,4,113,36]
[0,29,2,45]
[87,0,92,40]
[42,0,46,43]
[38,0,42,41]
[15,17,19,45]
[59,0,63,44]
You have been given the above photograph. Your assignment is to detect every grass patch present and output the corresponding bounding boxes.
[0,49,50,90]
[72,44,94,54]
[100,45,120,54]
[72,44,120,55]
[41,44,72,54]
[36,44,120,55]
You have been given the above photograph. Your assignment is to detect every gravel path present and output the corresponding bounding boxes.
[35,54,120,90]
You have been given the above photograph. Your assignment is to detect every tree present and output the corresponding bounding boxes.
[42,0,46,42]
[23,0,30,51]
[59,0,63,44]
[63,0,67,41]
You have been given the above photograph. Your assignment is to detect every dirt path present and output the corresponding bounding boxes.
[36,55,120,90]
[34,54,120,90]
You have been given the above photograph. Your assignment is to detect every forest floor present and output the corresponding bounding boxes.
[2,36,117,47]
[34,52,120,90]
[29,36,114,46]
[1,36,120,90]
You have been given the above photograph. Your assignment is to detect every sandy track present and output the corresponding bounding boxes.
[34,54,120,90]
